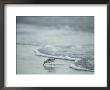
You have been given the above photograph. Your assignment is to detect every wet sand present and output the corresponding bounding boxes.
[17,45,93,74]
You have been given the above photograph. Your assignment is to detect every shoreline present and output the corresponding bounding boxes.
[17,44,94,74]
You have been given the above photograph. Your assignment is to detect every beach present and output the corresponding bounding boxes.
[17,44,93,74]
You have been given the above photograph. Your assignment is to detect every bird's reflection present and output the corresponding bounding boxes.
[43,64,56,72]
[43,58,56,72]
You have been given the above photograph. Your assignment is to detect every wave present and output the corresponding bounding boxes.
[69,64,94,72]
[34,44,94,59]
[34,47,78,61]
[34,45,94,72]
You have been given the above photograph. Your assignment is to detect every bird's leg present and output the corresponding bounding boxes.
[51,60,52,65]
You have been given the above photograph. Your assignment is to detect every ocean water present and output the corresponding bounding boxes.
[16,16,94,74]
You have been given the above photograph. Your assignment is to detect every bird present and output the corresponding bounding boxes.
[43,58,55,66]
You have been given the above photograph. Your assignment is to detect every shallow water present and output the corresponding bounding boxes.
[17,44,93,74]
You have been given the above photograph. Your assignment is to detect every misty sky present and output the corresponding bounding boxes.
[16,16,94,46]
[17,16,94,33]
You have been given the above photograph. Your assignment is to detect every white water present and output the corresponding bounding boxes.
[34,45,94,72]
